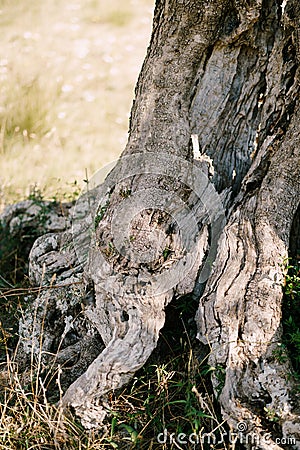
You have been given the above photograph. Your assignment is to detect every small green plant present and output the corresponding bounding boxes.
[94,202,109,229]
[163,246,172,260]
[103,241,116,258]
[27,184,44,202]
[272,343,289,364]
[201,364,226,398]
[119,187,131,198]
[264,406,280,423]
[282,260,300,374]
[49,180,81,204]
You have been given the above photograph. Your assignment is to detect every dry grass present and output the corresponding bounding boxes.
[0,0,153,207]
[0,74,58,147]
[0,315,228,450]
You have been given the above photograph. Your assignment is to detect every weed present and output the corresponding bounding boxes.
[163,246,172,260]
[272,343,289,364]
[200,364,226,399]
[119,187,132,199]
[264,406,280,423]
[282,260,300,375]
[50,180,81,204]
[103,241,116,258]
[94,202,109,229]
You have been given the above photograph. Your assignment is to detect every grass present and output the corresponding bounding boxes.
[0,0,153,208]
[85,0,134,27]
[282,259,300,379]
[2,1,299,446]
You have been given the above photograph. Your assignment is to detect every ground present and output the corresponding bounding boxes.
[0,0,153,207]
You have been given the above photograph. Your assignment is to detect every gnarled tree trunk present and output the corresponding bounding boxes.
[15,0,300,447]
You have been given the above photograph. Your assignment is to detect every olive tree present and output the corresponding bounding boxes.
[14,0,300,447]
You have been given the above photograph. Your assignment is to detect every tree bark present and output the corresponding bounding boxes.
[61,0,232,426]
[14,0,300,446]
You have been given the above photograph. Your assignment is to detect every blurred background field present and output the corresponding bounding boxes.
[0,0,154,207]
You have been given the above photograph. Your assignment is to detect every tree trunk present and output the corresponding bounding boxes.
[15,0,300,446]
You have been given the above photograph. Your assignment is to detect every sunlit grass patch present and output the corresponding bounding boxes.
[0,0,21,5]
[0,0,39,27]
[0,0,22,9]
[86,0,133,27]
[0,73,59,154]
[0,0,153,206]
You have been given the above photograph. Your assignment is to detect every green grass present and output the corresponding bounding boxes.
[282,260,300,377]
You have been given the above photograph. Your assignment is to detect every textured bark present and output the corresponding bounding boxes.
[61,0,231,426]
[193,1,300,447]
[13,0,300,446]
[1,194,105,392]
